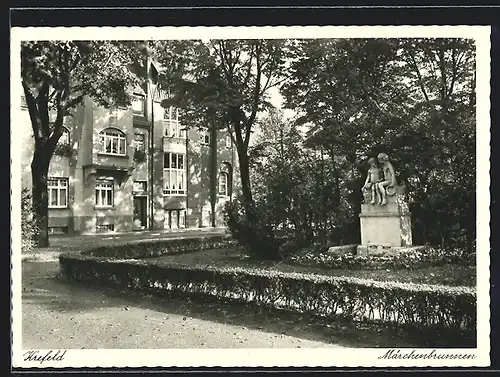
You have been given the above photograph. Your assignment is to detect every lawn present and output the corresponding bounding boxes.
[150,247,476,287]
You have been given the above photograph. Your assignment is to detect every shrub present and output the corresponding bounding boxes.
[59,252,476,336]
[223,198,282,261]
[86,235,237,259]
[21,188,38,252]
[288,246,476,270]
[54,143,73,157]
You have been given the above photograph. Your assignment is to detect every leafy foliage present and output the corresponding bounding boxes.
[223,198,282,260]
[22,41,143,247]
[53,143,73,157]
[281,38,476,251]
[151,40,294,259]
[154,40,291,207]
[133,149,147,163]
[245,108,359,253]
[21,188,39,252]
[288,246,476,271]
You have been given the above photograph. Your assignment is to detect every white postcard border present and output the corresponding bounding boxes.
[11,25,491,368]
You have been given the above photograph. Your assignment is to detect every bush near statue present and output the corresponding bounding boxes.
[362,153,397,206]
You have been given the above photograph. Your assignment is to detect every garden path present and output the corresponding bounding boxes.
[20,230,417,350]
[21,261,349,349]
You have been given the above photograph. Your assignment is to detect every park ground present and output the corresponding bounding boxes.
[21,229,425,349]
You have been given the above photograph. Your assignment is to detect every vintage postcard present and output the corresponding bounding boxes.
[11,25,491,368]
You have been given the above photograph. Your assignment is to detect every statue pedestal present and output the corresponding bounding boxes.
[356,186,413,256]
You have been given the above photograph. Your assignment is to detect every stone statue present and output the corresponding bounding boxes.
[362,157,382,205]
[376,152,397,205]
[362,153,397,206]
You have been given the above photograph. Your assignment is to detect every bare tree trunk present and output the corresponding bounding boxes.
[236,145,253,208]
[210,115,217,227]
[31,146,50,247]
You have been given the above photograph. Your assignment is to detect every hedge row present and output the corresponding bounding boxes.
[59,253,476,333]
[85,235,238,259]
[289,246,476,270]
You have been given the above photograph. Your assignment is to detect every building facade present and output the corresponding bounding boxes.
[20,64,239,234]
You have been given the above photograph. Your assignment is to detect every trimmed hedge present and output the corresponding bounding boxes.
[84,235,238,259]
[59,250,476,334]
[289,246,476,270]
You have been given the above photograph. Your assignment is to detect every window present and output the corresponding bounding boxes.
[48,226,68,235]
[200,130,210,145]
[165,209,186,229]
[96,224,114,233]
[132,93,145,115]
[171,210,178,229]
[165,121,186,138]
[133,133,145,151]
[58,127,70,145]
[133,180,147,193]
[163,106,179,120]
[95,180,114,207]
[163,153,186,195]
[164,107,185,138]
[164,152,184,169]
[48,178,68,208]
[218,172,228,196]
[99,128,127,156]
[179,210,186,228]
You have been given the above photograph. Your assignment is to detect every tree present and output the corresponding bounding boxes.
[250,108,356,248]
[155,39,291,210]
[21,41,143,247]
[281,38,476,250]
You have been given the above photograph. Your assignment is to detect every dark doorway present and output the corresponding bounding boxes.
[133,196,147,230]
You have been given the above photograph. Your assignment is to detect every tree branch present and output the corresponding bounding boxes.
[437,43,448,100]
[242,45,255,88]
[232,110,245,151]
[406,50,430,102]
[23,82,43,142]
[245,43,262,147]
[65,94,85,114]
[70,48,82,71]
[216,41,234,89]
[448,50,469,98]
[37,82,51,137]
[259,53,277,96]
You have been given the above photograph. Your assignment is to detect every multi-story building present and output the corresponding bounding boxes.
[20,59,238,234]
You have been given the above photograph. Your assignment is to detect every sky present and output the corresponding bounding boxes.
[268,86,296,121]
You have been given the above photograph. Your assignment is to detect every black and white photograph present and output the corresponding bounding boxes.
[11,25,490,368]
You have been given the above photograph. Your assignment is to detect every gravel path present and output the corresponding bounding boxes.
[22,261,352,349]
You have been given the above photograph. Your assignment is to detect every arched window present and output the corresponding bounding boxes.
[132,93,145,115]
[219,162,232,197]
[58,127,70,145]
[218,172,228,196]
[99,128,127,156]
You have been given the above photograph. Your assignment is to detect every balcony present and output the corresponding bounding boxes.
[83,163,134,186]
[163,119,187,154]
[163,135,186,144]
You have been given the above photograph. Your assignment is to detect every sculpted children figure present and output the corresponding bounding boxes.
[377,152,397,205]
[363,157,382,205]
